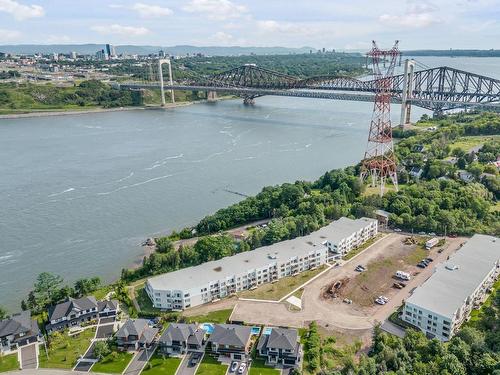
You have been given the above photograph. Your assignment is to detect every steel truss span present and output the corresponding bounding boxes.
[120,63,500,111]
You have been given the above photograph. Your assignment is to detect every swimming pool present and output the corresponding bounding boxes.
[263,327,273,335]
[201,323,214,334]
[251,326,261,335]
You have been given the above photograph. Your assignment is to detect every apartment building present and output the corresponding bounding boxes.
[146,217,377,311]
[403,234,499,341]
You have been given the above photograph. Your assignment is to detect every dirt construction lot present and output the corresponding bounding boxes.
[230,233,466,339]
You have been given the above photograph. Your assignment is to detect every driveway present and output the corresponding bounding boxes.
[20,344,38,369]
[176,352,203,375]
[123,345,157,375]
[73,342,97,372]
[95,324,115,339]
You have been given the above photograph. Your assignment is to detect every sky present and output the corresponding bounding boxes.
[0,0,499,49]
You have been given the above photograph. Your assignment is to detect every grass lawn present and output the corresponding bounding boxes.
[450,135,499,152]
[39,328,95,369]
[238,265,327,301]
[186,308,233,324]
[468,278,500,325]
[136,285,162,316]
[343,234,384,261]
[0,353,19,373]
[91,351,134,374]
[141,354,181,375]
[196,355,228,375]
[249,359,280,375]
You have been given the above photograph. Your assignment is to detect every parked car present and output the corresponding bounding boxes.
[417,262,427,268]
[394,228,402,232]
[230,362,239,372]
[393,282,404,289]
[421,259,430,265]
[438,248,444,253]
[355,265,366,272]
[425,257,434,262]
[189,353,202,367]
[380,296,389,303]
[375,297,386,305]
[238,363,247,374]
[343,298,353,304]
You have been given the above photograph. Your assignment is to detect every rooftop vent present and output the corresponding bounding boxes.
[214,266,222,272]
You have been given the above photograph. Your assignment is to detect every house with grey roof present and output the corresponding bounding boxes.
[257,328,301,367]
[207,324,252,361]
[97,300,120,317]
[158,323,205,355]
[116,319,159,351]
[46,296,119,332]
[0,311,40,353]
[46,296,99,332]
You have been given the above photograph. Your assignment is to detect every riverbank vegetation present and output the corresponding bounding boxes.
[121,113,498,284]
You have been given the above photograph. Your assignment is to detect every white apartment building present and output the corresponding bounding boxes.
[146,217,377,311]
[403,234,499,341]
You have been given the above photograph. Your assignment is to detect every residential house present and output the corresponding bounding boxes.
[458,170,474,183]
[97,300,119,317]
[0,311,40,353]
[257,328,301,367]
[207,324,252,360]
[46,296,119,332]
[46,296,98,332]
[158,323,204,355]
[409,167,423,179]
[116,319,159,351]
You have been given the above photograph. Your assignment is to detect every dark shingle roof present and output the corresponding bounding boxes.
[160,323,205,346]
[97,299,119,312]
[116,319,148,338]
[208,324,251,347]
[266,328,297,351]
[48,296,97,321]
[0,311,38,338]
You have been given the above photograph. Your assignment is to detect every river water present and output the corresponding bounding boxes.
[0,56,498,310]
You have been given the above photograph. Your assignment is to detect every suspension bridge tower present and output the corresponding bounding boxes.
[360,40,401,196]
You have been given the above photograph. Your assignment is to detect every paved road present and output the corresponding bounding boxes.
[123,345,157,375]
[20,344,38,369]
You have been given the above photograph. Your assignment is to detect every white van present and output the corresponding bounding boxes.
[395,271,411,281]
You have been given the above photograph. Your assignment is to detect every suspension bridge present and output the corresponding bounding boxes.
[118,57,500,125]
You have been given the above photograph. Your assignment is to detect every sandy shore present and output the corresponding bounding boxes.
[0,102,193,119]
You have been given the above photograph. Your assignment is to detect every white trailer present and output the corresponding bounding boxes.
[425,238,439,250]
[395,271,411,281]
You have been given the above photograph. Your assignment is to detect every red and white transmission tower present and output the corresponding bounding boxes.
[361,40,401,196]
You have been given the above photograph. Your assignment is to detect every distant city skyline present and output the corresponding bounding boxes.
[0,0,499,50]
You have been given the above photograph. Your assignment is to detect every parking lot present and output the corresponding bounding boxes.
[230,234,466,340]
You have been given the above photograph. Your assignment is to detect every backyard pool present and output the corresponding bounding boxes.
[201,323,214,334]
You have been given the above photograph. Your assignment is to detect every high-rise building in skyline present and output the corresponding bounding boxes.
[105,44,116,58]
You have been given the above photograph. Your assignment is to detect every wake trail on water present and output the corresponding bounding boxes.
[145,153,184,170]
[47,187,75,197]
[97,174,174,196]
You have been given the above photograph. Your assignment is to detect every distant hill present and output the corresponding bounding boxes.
[403,49,500,57]
[0,44,315,56]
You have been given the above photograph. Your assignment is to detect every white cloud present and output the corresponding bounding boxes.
[0,28,21,41]
[91,24,150,36]
[256,20,312,35]
[0,0,44,21]
[183,0,248,20]
[210,31,233,44]
[131,3,173,18]
[379,0,442,28]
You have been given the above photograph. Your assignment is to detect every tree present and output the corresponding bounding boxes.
[194,235,234,263]
[156,237,174,253]
[0,306,7,320]
[93,341,111,360]
[28,272,64,313]
[74,277,101,297]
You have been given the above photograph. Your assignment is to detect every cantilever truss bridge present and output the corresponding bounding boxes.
[120,63,500,113]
